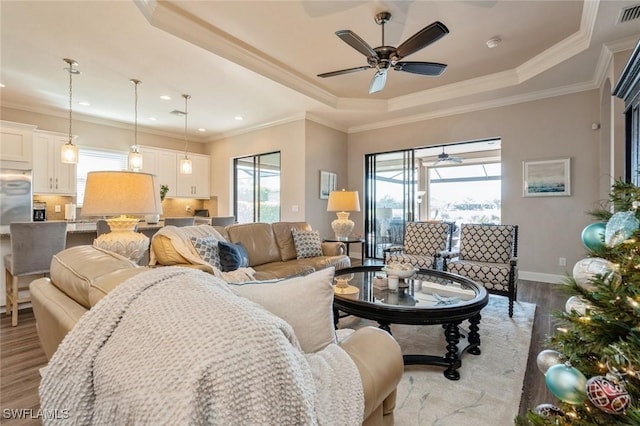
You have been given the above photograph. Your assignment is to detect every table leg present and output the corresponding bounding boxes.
[467,313,482,355]
[378,321,392,334]
[443,322,461,381]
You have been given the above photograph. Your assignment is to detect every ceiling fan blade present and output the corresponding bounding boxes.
[369,69,388,94]
[335,30,378,58]
[317,65,372,78]
[395,61,447,76]
[396,21,449,59]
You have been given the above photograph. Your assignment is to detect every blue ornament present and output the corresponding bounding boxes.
[605,211,639,247]
[545,363,587,405]
[581,222,606,251]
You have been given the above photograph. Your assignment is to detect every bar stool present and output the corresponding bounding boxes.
[164,217,195,227]
[4,221,68,326]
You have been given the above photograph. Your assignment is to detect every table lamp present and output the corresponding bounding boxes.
[327,190,360,240]
[82,171,162,262]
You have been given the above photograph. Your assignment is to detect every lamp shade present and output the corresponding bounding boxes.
[327,190,360,212]
[81,171,162,217]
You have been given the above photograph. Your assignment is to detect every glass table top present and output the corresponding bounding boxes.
[334,266,484,311]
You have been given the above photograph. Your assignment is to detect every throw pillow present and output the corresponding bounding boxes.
[190,236,221,269]
[218,241,249,272]
[292,229,323,259]
[231,267,336,353]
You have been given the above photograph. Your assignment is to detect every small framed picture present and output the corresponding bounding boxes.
[523,158,571,197]
[320,170,337,199]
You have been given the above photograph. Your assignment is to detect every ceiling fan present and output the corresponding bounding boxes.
[434,147,463,165]
[317,11,449,94]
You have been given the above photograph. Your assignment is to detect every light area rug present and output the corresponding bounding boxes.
[338,295,536,426]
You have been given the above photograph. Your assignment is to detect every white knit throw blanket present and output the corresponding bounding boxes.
[40,267,363,425]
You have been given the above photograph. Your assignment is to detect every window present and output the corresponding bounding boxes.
[427,162,501,225]
[233,152,281,223]
[76,148,128,206]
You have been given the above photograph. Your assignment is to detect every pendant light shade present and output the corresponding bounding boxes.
[61,58,79,164]
[128,79,143,171]
[180,94,192,175]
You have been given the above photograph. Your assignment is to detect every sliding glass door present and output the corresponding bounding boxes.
[364,150,415,259]
[234,152,281,223]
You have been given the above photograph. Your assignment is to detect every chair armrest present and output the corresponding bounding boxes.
[441,250,459,259]
[383,245,404,254]
[339,326,404,420]
[321,242,346,256]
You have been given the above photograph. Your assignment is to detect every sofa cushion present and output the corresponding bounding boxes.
[272,222,312,261]
[231,267,336,353]
[218,241,249,272]
[190,236,221,269]
[50,245,139,309]
[226,223,280,267]
[292,229,323,259]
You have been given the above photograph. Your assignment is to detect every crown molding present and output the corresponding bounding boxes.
[0,101,206,142]
[349,80,599,134]
[304,112,348,133]
[605,35,640,53]
[209,112,308,141]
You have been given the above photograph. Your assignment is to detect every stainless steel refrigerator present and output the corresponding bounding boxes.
[0,169,32,225]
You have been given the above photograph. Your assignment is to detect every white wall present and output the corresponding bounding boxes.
[207,120,308,222]
[348,91,603,279]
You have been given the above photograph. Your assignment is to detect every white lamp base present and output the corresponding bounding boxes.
[93,216,148,263]
[331,211,354,240]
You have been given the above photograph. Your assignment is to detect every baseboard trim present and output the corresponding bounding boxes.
[519,271,567,284]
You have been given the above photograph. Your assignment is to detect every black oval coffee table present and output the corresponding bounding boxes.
[334,265,489,380]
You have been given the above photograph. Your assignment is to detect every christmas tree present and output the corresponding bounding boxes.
[519,180,640,425]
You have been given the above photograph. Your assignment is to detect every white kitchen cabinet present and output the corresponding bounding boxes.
[0,121,35,167]
[176,154,210,199]
[139,146,177,198]
[32,130,76,195]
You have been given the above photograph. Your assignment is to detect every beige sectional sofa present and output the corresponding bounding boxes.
[151,222,351,280]
[30,245,403,425]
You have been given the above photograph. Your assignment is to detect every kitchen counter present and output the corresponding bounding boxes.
[0,220,165,238]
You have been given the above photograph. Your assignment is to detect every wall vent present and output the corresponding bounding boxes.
[618,4,640,23]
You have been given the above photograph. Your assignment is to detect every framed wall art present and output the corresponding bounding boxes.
[320,170,337,199]
[523,158,571,197]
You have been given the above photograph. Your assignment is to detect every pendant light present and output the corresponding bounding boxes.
[61,58,80,164]
[128,79,143,171]
[180,94,192,174]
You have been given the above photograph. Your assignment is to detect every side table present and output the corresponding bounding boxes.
[323,237,365,263]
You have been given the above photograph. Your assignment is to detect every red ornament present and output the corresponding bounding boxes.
[586,375,630,414]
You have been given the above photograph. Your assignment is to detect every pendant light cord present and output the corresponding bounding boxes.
[67,62,74,145]
[131,79,140,152]
[183,94,191,157]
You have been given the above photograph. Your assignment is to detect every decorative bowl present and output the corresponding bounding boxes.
[381,265,417,279]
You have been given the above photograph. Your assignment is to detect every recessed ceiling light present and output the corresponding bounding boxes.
[486,37,501,49]
[234,115,244,121]
[149,117,157,121]
[197,128,206,132]
[160,95,171,101]
[0,83,5,88]
[78,101,91,106]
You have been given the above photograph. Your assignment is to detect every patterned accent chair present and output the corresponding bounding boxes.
[444,224,518,317]
[384,221,454,270]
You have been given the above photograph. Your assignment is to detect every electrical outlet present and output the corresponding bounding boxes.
[186,205,191,212]
[55,205,61,213]
[559,257,566,266]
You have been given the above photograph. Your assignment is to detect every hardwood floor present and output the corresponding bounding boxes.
[0,278,565,425]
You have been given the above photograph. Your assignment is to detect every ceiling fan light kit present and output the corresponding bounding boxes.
[318,11,449,94]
